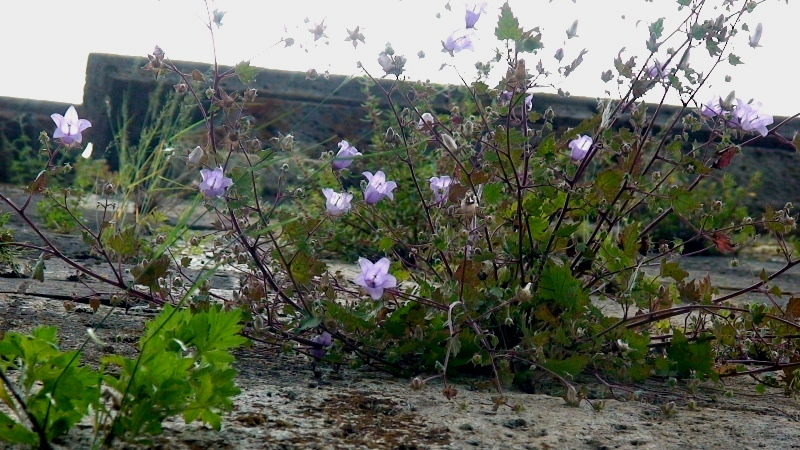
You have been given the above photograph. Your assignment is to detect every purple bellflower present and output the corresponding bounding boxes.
[322,188,353,216]
[465,2,488,29]
[442,29,475,56]
[568,135,593,162]
[354,257,397,300]
[499,91,533,112]
[51,106,91,145]
[701,95,724,118]
[310,331,332,359]
[362,171,397,205]
[332,140,361,170]
[646,60,668,79]
[429,175,453,205]
[199,166,234,198]
[730,99,773,137]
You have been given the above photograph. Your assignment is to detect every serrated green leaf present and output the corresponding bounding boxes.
[660,258,689,283]
[495,2,522,41]
[669,187,700,217]
[482,183,504,205]
[235,60,259,85]
[595,169,624,202]
[537,262,587,311]
[518,31,544,53]
[728,53,743,66]
[540,355,589,378]
[666,330,714,378]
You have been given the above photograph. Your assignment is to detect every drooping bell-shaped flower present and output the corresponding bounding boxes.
[332,140,361,170]
[568,135,593,162]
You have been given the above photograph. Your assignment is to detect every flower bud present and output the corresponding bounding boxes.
[462,121,474,136]
[155,234,166,245]
[564,385,580,406]
[103,183,115,195]
[187,146,204,166]
[205,88,216,99]
[253,314,265,331]
[174,83,188,94]
[244,88,258,102]
[441,134,458,152]
[410,377,425,390]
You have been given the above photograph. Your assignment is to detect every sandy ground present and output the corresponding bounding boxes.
[2,185,800,449]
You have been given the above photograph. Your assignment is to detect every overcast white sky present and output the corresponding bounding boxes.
[3,0,798,117]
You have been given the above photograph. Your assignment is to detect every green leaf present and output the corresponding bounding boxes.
[495,2,522,41]
[666,330,714,378]
[649,18,665,39]
[595,169,624,202]
[235,60,259,85]
[518,31,544,53]
[540,355,589,378]
[0,412,38,445]
[132,255,170,290]
[660,258,689,283]
[669,187,701,217]
[103,225,140,259]
[727,53,743,66]
[297,315,322,331]
[482,183,505,206]
[537,262,588,311]
[289,250,326,286]
[646,18,664,52]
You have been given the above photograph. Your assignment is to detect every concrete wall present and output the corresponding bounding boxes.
[0,53,798,211]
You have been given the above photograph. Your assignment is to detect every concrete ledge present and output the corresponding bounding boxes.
[1,53,798,211]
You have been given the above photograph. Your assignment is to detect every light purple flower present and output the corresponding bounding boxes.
[332,140,362,170]
[730,99,773,137]
[465,2,488,29]
[429,176,453,205]
[51,106,92,145]
[354,257,397,300]
[568,135,593,162]
[499,91,533,112]
[199,166,234,198]
[646,60,668,79]
[701,95,724,118]
[310,331,332,359]
[363,171,397,205]
[442,29,475,56]
[322,188,353,216]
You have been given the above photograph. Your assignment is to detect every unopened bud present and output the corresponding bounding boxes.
[205,88,216,99]
[174,83,188,94]
[514,282,532,303]
[155,234,166,245]
[103,183,115,195]
[410,377,425,390]
[187,146,204,166]
[462,120,474,136]
[244,88,258,102]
